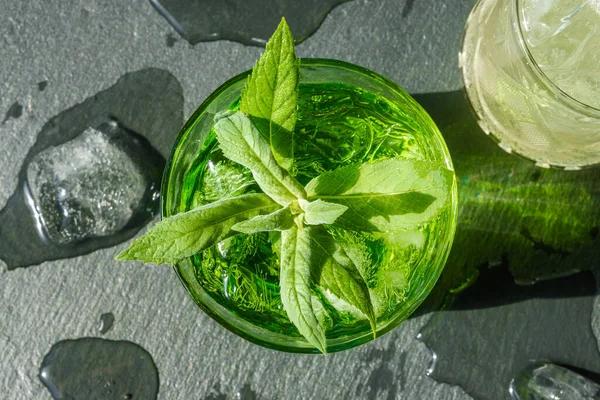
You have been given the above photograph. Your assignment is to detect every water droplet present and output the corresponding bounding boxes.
[165,33,178,47]
[417,266,600,400]
[401,0,416,18]
[39,338,159,400]
[37,80,48,92]
[150,0,348,46]
[0,68,183,269]
[2,101,23,124]
[99,312,115,334]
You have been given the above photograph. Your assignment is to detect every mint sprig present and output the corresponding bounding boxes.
[117,19,454,354]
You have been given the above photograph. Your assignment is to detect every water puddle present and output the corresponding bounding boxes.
[39,338,159,400]
[418,266,600,400]
[150,0,349,46]
[0,68,183,269]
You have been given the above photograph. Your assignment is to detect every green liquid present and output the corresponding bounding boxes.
[179,82,450,338]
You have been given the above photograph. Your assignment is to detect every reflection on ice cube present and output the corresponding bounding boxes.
[510,362,600,400]
[25,121,155,244]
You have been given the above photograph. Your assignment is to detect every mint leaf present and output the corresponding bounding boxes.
[231,206,294,234]
[309,227,377,336]
[214,111,306,206]
[280,220,327,354]
[299,199,348,225]
[305,158,454,232]
[240,17,298,171]
[115,194,279,264]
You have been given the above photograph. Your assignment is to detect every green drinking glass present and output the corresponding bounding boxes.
[162,59,458,353]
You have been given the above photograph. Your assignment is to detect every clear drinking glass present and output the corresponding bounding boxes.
[162,59,458,353]
[460,0,600,169]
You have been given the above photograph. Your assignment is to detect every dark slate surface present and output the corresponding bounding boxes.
[2,1,598,399]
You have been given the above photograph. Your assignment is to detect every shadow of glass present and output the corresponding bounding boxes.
[411,90,600,314]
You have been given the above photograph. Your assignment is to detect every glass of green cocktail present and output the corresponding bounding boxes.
[119,20,457,353]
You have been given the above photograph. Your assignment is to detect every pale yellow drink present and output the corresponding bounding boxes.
[461,0,600,169]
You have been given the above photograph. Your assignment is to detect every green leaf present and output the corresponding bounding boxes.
[214,111,306,206]
[308,226,377,336]
[115,194,279,264]
[240,17,298,171]
[299,199,348,226]
[231,207,294,234]
[305,158,454,232]
[280,221,327,354]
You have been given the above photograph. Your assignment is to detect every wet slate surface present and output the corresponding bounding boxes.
[1,1,599,399]
[419,268,600,400]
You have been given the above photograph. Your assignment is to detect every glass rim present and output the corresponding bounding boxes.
[514,0,600,114]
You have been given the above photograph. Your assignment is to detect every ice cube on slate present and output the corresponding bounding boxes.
[26,121,150,244]
[510,362,600,400]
